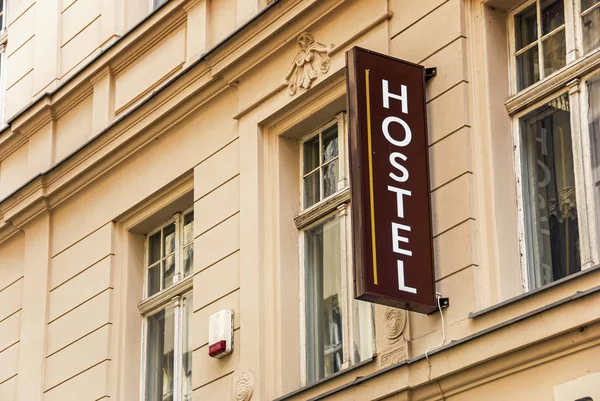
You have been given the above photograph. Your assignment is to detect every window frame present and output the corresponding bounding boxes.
[0,0,7,125]
[0,43,6,125]
[511,68,600,292]
[575,0,600,55]
[0,0,7,34]
[138,208,194,401]
[295,112,374,386]
[506,0,600,96]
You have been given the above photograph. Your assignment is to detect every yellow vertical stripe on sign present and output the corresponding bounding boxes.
[365,69,378,285]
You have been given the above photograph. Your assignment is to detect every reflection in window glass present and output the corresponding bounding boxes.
[145,306,175,401]
[520,94,581,289]
[302,124,340,209]
[182,212,194,278]
[182,294,193,401]
[542,29,566,77]
[582,5,600,53]
[582,0,600,11]
[541,0,564,35]
[305,216,343,384]
[153,0,168,10]
[517,45,540,91]
[589,78,600,252]
[515,3,537,50]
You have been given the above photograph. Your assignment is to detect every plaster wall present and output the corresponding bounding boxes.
[0,0,597,400]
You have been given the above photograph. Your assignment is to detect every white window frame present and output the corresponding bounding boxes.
[574,0,600,56]
[0,0,7,34]
[511,65,600,292]
[0,43,6,125]
[296,112,374,386]
[507,0,600,95]
[138,208,194,401]
[0,0,7,126]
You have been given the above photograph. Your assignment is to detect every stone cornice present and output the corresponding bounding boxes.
[0,0,355,228]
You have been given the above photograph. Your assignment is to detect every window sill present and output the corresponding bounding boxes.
[505,47,600,115]
[272,356,376,401]
[294,187,350,229]
[138,275,193,314]
[469,264,600,319]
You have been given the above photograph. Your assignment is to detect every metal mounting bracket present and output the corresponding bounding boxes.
[425,67,437,82]
[427,296,449,315]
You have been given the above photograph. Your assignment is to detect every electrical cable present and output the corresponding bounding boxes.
[424,293,447,401]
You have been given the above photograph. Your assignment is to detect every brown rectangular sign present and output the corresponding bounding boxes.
[346,47,436,314]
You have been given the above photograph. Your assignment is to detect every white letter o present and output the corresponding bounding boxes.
[382,116,412,147]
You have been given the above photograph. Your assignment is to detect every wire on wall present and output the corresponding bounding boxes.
[424,293,447,400]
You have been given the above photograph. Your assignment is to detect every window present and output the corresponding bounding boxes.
[580,0,600,53]
[0,0,6,33]
[297,114,373,385]
[509,1,600,291]
[0,45,6,124]
[0,0,7,124]
[510,0,600,93]
[589,77,600,251]
[519,94,580,288]
[151,0,168,10]
[139,210,194,401]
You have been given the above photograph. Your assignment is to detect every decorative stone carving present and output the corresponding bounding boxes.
[379,340,409,369]
[233,372,254,401]
[384,307,406,344]
[284,33,333,95]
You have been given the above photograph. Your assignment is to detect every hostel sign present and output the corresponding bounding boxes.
[346,47,436,314]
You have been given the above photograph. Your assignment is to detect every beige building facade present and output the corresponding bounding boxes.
[0,0,599,400]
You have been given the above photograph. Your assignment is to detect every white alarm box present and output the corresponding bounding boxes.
[208,309,233,358]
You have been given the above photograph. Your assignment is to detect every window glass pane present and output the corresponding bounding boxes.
[164,254,175,289]
[303,135,320,174]
[588,78,600,249]
[305,216,343,384]
[582,0,600,11]
[182,244,193,278]
[352,300,374,364]
[322,125,339,163]
[145,306,175,401]
[582,7,600,53]
[323,159,339,198]
[163,223,176,256]
[148,263,161,297]
[541,0,564,35]
[303,171,320,208]
[182,294,193,401]
[183,212,194,245]
[148,232,161,265]
[517,45,540,91]
[542,30,566,77]
[520,94,580,289]
[153,0,167,9]
[515,3,538,50]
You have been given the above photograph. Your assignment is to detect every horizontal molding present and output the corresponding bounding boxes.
[0,0,361,231]
[506,48,600,115]
[294,188,350,229]
[138,276,193,315]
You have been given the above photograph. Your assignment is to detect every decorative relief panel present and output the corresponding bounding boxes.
[284,33,333,96]
[380,307,409,369]
[384,306,406,344]
[234,372,254,401]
